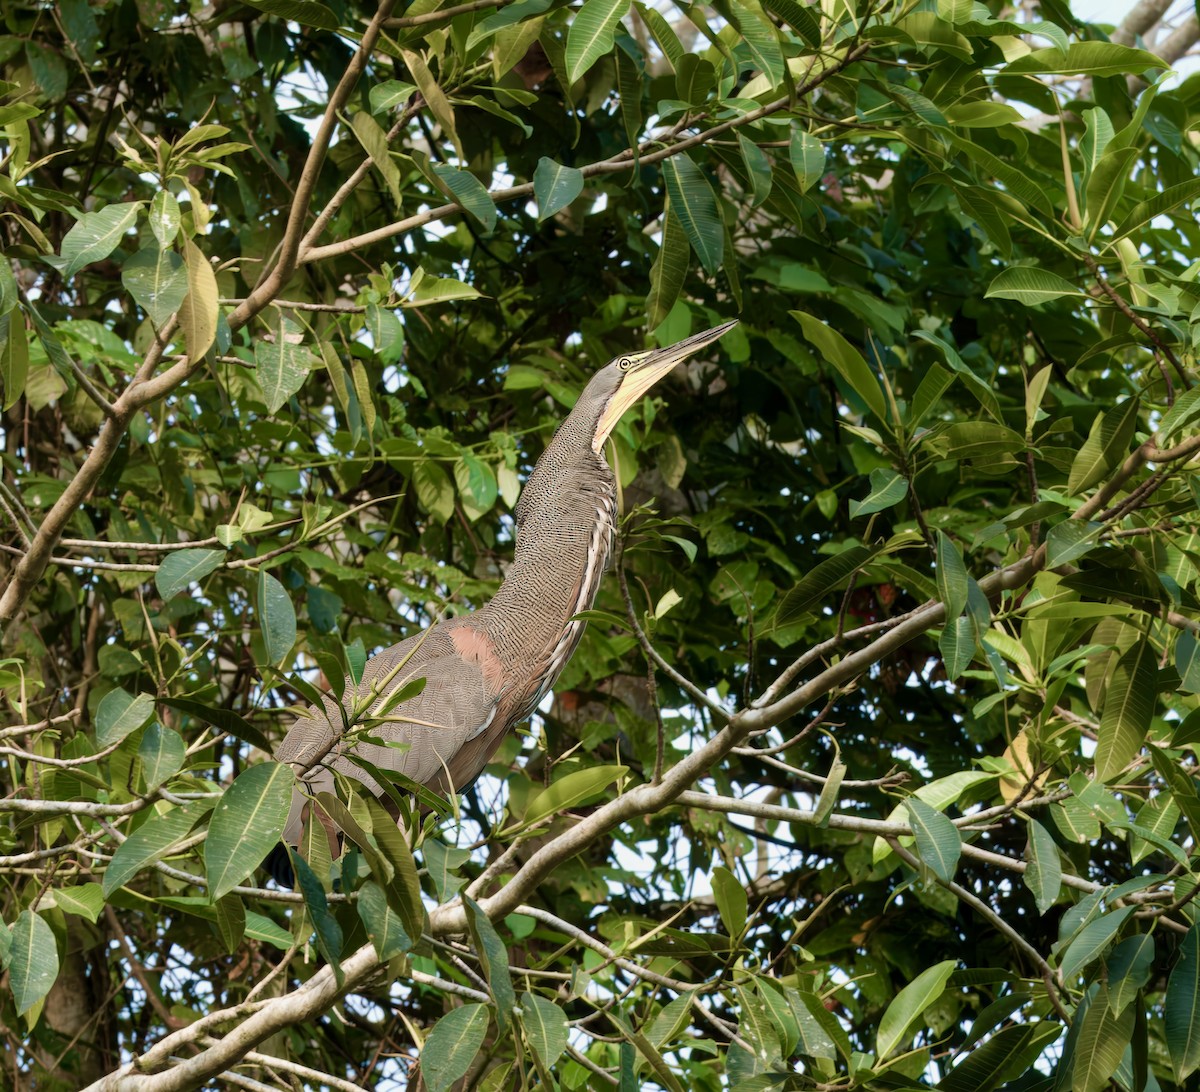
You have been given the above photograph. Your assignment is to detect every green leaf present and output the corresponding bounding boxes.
[96,687,155,747]
[936,1023,1056,1092]
[1003,42,1169,77]
[257,571,296,666]
[1067,398,1140,496]
[772,545,880,626]
[660,155,723,275]
[138,721,185,791]
[465,895,516,1033]
[518,764,628,829]
[876,959,957,1059]
[406,273,482,307]
[104,801,212,895]
[255,325,316,414]
[1157,386,1200,444]
[466,0,553,49]
[423,839,471,903]
[422,1004,490,1092]
[9,910,58,1017]
[1095,639,1157,782]
[1061,906,1134,982]
[240,0,338,29]
[432,164,498,234]
[155,547,225,599]
[1084,146,1138,239]
[646,204,689,329]
[59,201,143,278]
[1044,521,1102,568]
[943,101,1022,127]
[204,762,295,900]
[1167,924,1200,1082]
[350,112,402,205]
[1111,177,1200,243]
[357,879,412,960]
[1023,819,1060,914]
[122,245,188,327]
[369,80,417,113]
[522,991,569,1066]
[1178,631,1200,693]
[364,798,428,947]
[179,238,219,360]
[788,129,825,194]
[985,267,1085,306]
[792,311,888,423]
[736,133,773,208]
[0,310,28,410]
[935,530,968,621]
[52,883,104,923]
[1069,984,1134,1092]
[905,796,962,882]
[454,454,498,519]
[533,157,584,221]
[413,458,455,523]
[1107,933,1154,1015]
[712,865,748,936]
[939,616,975,680]
[565,0,631,83]
[148,190,180,246]
[291,850,343,968]
[850,468,907,519]
[160,697,273,753]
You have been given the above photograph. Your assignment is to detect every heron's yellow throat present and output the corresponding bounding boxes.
[591,320,738,452]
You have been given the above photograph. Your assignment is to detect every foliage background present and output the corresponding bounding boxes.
[0,0,1198,1088]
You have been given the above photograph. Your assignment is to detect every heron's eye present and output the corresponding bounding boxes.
[617,356,633,371]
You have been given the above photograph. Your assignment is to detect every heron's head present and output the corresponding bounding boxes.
[580,320,738,453]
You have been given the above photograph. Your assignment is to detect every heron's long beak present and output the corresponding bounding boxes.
[592,320,738,451]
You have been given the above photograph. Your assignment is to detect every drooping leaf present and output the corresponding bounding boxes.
[712,865,748,936]
[533,157,584,221]
[204,762,295,900]
[422,1004,491,1092]
[257,570,296,666]
[1023,819,1061,914]
[58,202,143,278]
[96,688,156,747]
[793,310,889,423]
[876,960,957,1059]
[522,991,569,1066]
[433,165,498,234]
[1067,398,1140,496]
[155,547,225,599]
[905,796,962,882]
[1095,639,1157,783]
[464,895,516,1033]
[138,721,186,791]
[180,238,219,360]
[1167,924,1200,1083]
[9,910,59,1017]
[788,129,825,194]
[255,324,316,414]
[121,245,188,327]
[660,155,723,275]
[565,0,631,83]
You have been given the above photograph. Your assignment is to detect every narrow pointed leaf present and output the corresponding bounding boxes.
[660,154,723,275]
[566,0,630,83]
[876,960,957,1059]
[793,311,888,422]
[1023,819,1061,914]
[905,796,962,882]
[205,762,295,900]
[9,910,58,1016]
[180,238,218,360]
[257,570,296,666]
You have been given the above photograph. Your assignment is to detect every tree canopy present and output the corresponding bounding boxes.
[1,0,1199,1088]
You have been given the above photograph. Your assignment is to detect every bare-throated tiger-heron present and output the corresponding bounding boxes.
[272,321,737,870]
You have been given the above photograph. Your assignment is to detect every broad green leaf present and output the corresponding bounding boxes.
[1107,933,1154,1015]
[1178,631,1200,694]
[772,545,880,626]
[160,697,273,753]
[1095,639,1157,782]
[943,101,1022,127]
[0,310,28,410]
[985,267,1085,306]
[422,1004,490,1092]
[413,458,455,523]
[138,721,185,791]
[1067,398,1140,496]
[1044,521,1101,568]
[533,157,584,221]
[647,204,689,329]
[180,238,218,360]
[423,839,471,903]
[455,454,498,519]
[292,850,343,969]
[104,801,212,895]
[936,530,968,621]
[1084,146,1138,238]
[350,112,402,205]
[939,616,975,680]
[675,53,716,106]
[1023,819,1060,914]
[255,324,316,414]
[241,0,338,29]
[357,880,412,960]
[1157,386,1200,444]
[213,892,246,954]
[96,687,155,747]
[849,468,907,519]
[155,547,225,599]
[1070,985,1134,1092]
[660,155,723,275]
[59,201,143,277]
[432,164,498,234]
[122,244,187,327]
[1111,177,1200,243]
[518,764,628,828]
[1167,924,1200,1083]
[364,798,428,947]
[50,883,104,923]
[1003,42,1169,77]
[733,0,783,86]
[565,0,631,83]
[737,133,773,208]
[400,49,462,158]
[369,79,417,114]
[257,571,296,666]
[1060,906,1134,982]
[905,796,962,882]
[466,0,553,49]
[406,274,483,306]
[465,895,516,1032]
[635,2,684,66]
[793,311,888,423]
[204,762,294,900]
[522,991,569,1066]
[9,910,58,1017]
[912,330,1002,422]
[876,960,957,1059]
[712,865,748,936]
[788,129,825,194]
[936,1023,1056,1092]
